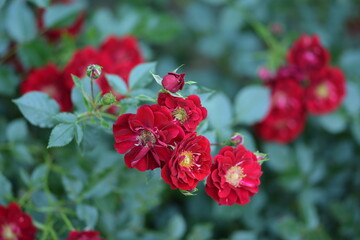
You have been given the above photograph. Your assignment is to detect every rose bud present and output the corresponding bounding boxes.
[230,133,244,146]
[101,92,116,105]
[162,72,186,93]
[86,64,102,79]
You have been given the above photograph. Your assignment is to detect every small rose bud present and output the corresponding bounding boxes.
[230,133,244,146]
[101,92,116,105]
[86,64,102,79]
[162,72,186,93]
[254,151,269,164]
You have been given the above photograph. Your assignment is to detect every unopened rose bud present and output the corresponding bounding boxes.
[162,72,186,93]
[254,151,269,164]
[230,133,244,146]
[101,92,116,105]
[86,64,102,79]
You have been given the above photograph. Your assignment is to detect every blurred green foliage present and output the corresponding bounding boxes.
[1,0,360,239]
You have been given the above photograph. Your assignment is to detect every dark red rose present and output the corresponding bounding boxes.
[37,0,85,42]
[113,104,185,171]
[162,72,185,93]
[275,65,304,84]
[205,145,262,205]
[63,46,109,90]
[305,66,346,115]
[255,79,306,143]
[66,230,103,240]
[0,203,37,240]
[157,93,207,132]
[161,133,212,191]
[254,109,306,144]
[21,64,72,112]
[287,35,330,73]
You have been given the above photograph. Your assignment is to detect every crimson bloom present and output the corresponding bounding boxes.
[65,230,103,240]
[157,93,207,132]
[20,64,72,112]
[161,133,212,191]
[162,72,186,93]
[255,79,306,144]
[113,104,185,171]
[0,203,37,240]
[205,145,262,205]
[305,66,346,115]
[287,35,330,73]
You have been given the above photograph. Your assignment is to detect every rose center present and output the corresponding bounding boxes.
[1,224,18,240]
[273,92,288,109]
[172,108,188,124]
[315,83,329,99]
[303,51,317,64]
[138,130,156,147]
[225,166,246,187]
[179,151,194,168]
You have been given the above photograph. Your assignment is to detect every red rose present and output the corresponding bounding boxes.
[0,203,37,240]
[205,145,262,205]
[157,93,207,132]
[287,35,330,73]
[37,0,85,42]
[161,133,212,191]
[21,64,72,112]
[305,66,346,115]
[255,79,306,143]
[113,104,185,171]
[255,109,306,144]
[66,230,103,240]
[63,47,109,90]
[162,72,185,93]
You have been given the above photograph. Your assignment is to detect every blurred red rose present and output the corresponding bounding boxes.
[21,63,72,112]
[161,133,212,191]
[255,79,306,143]
[157,93,207,132]
[37,0,85,42]
[113,104,185,171]
[287,35,330,73]
[205,145,262,205]
[0,203,37,240]
[305,66,346,115]
[66,230,103,240]
[162,72,185,93]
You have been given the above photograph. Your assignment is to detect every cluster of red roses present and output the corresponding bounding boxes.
[255,35,346,144]
[0,203,102,240]
[20,35,144,112]
[113,73,263,206]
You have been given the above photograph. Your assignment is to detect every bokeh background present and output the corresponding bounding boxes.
[0,0,360,239]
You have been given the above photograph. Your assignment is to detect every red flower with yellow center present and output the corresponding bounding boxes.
[205,145,262,205]
[113,104,185,171]
[157,93,207,133]
[161,133,212,191]
[0,203,37,240]
[305,66,346,115]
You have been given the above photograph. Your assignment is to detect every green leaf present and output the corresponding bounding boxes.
[6,119,28,142]
[0,65,20,97]
[5,0,37,43]
[62,176,83,201]
[151,72,162,86]
[166,213,186,239]
[54,113,77,123]
[343,82,360,117]
[0,173,12,204]
[129,62,157,89]
[204,92,233,131]
[106,74,128,95]
[71,74,82,88]
[317,111,347,134]
[17,39,52,69]
[235,85,271,125]
[351,119,360,145]
[180,188,198,196]
[48,123,75,148]
[74,123,84,145]
[13,92,60,128]
[30,164,48,189]
[44,1,85,28]
[76,204,99,229]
